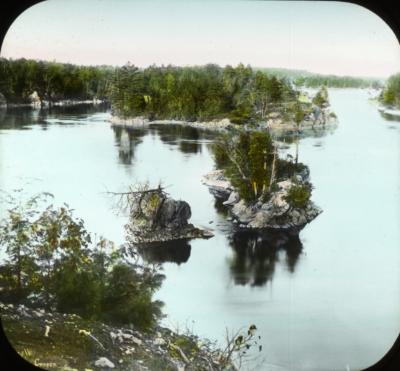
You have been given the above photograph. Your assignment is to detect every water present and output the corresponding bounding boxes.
[0,90,399,370]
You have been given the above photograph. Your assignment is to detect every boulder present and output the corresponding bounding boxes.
[223,191,239,206]
[127,190,213,243]
[28,91,41,108]
[94,357,115,369]
[201,170,234,199]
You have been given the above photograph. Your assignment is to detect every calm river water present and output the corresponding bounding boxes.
[0,89,399,371]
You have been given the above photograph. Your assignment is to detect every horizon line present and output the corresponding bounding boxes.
[0,55,390,81]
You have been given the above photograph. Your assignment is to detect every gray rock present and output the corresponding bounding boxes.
[153,337,166,346]
[128,191,212,243]
[223,191,239,206]
[94,357,115,368]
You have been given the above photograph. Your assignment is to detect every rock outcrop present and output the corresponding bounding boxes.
[202,170,321,232]
[28,91,41,108]
[126,189,213,243]
[109,115,235,131]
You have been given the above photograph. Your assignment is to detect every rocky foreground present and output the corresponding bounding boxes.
[0,302,236,371]
[202,170,321,232]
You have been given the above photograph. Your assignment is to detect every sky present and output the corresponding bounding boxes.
[1,0,399,78]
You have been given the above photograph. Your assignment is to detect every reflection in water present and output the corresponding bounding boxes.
[179,140,202,154]
[272,123,338,144]
[0,104,109,130]
[112,126,146,165]
[138,239,191,265]
[213,197,229,216]
[149,124,215,154]
[228,229,302,287]
[0,107,46,130]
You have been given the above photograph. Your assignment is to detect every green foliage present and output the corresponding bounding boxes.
[284,184,311,209]
[292,102,306,127]
[312,86,329,107]
[212,130,275,201]
[381,73,400,108]
[110,63,296,124]
[0,194,164,330]
[275,159,308,181]
[0,58,114,104]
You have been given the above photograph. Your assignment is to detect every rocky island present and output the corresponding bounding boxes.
[202,170,321,232]
[122,186,213,244]
[202,129,322,233]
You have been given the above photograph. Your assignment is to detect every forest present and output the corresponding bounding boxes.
[110,63,299,124]
[0,57,114,103]
[0,58,380,118]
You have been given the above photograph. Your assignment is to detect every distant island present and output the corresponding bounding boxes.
[108,63,337,133]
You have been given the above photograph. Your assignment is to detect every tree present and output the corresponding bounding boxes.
[0,193,164,330]
[212,130,275,201]
[312,86,329,107]
[381,73,400,108]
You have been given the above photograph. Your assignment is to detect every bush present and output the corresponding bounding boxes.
[284,184,311,209]
[0,194,164,330]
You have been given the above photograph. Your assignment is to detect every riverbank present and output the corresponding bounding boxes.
[1,301,237,371]
[1,98,107,110]
[109,108,337,133]
[108,115,237,131]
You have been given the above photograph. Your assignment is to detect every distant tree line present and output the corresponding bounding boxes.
[255,67,383,89]
[0,58,114,104]
[379,73,400,108]
[293,75,383,89]
[110,63,299,124]
[1,58,341,122]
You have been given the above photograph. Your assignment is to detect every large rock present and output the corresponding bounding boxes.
[94,357,115,368]
[28,91,41,108]
[201,170,234,199]
[127,191,213,243]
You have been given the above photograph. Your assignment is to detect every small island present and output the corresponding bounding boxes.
[108,64,337,133]
[202,130,321,232]
[117,185,213,244]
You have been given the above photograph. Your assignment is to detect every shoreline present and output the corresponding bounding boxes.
[109,110,338,132]
[108,115,236,131]
[377,105,400,117]
[0,301,236,371]
[1,99,108,110]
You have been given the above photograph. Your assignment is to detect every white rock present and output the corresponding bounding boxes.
[94,357,115,369]
[44,325,50,337]
[153,337,166,346]
[131,336,143,346]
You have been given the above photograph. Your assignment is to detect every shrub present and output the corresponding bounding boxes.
[284,184,311,209]
[0,193,164,330]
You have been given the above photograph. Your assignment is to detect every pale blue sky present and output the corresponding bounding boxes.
[1,0,399,78]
